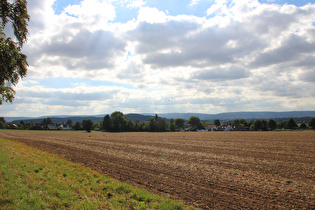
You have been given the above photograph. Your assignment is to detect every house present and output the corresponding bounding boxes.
[47,124,57,129]
[206,125,218,131]
[61,124,72,130]
[221,124,233,131]
[233,124,245,131]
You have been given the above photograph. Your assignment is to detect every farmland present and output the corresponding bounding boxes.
[0,130,314,209]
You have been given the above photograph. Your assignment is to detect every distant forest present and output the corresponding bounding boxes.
[1,111,315,132]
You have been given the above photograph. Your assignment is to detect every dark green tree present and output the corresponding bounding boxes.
[66,119,73,127]
[299,122,307,130]
[198,122,205,130]
[148,117,155,132]
[267,119,277,131]
[134,120,143,132]
[214,119,221,126]
[308,118,315,130]
[232,119,240,126]
[0,117,5,124]
[1,0,30,104]
[126,119,134,131]
[169,118,175,131]
[83,119,94,132]
[102,114,111,131]
[111,111,127,132]
[41,118,53,130]
[277,121,287,129]
[17,121,24,129]
[175,118,185,129]
[252,119,263,131]
[262,120,267,131]
[286,118,297,129]
[0,117,5,129]
[73,121,82,130]
[93,122,100,131]
[188,116,201,129]
[160,117,168,132]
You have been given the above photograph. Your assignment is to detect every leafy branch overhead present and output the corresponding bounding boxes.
[0,0,29,104]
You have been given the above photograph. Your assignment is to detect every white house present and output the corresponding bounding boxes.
[224,125,233,131]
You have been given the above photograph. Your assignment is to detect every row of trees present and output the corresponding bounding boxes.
[212,118,314,131]
[99,113,315,132]
[1,114,315,132]
[101,112,186,132]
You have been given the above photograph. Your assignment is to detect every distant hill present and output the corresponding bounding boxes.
[152,111,315,121]
[3,113,153,124]
[4,111,315,123]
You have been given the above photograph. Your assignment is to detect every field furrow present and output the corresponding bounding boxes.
[0,131,314,209]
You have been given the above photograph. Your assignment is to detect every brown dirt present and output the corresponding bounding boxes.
[1,131,314,209]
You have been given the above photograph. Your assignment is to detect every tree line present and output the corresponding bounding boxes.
[1,112,315,132]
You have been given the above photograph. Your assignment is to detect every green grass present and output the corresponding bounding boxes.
[0,138,196,209]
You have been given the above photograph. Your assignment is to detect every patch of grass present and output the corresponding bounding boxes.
[0,138,196,209]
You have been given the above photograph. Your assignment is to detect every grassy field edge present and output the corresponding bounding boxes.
[0,138,196,209]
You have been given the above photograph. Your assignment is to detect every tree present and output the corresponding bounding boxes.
[160,117,168,132]
[286,118,297,130]
[93,122,100,131]
[308,118,315,130]
[188,116,201,129]
[83,119,94,132]
[175,118,185,129]
[66,119,73,127]
[262,120,267,131]
[0,117,5,124]
[169,118,175,131]
[148,117,155,132]
[1,0,30,104]
[252,119,264,131]
[267,119,277,131]
[111,111,127,132]
[134,120,143,132]
[0,117,5,129]
[73,121,82,130]
[214,119,221,126]
[126,119,134,132]
[232,119,240,126]
[299,122,307,130]
[41,118,53,130]
[277,121,287,129]
[102,114,111,131]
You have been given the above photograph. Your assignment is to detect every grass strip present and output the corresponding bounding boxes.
[0,138,196,209]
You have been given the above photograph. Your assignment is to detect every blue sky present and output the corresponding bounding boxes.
[2,0,315,117]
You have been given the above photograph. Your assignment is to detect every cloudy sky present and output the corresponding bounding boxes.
[2,0,315,117]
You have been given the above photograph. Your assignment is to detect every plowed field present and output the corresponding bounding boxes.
[1,131,314,209]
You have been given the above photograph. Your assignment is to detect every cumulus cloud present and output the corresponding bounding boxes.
[127,0,146,8]
[63,0,116,29]
[298,70,315,83]
[191,67,251,81]
[4,0,315,117]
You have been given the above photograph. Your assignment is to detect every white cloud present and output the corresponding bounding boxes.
[137,7,167,23]
[64,0,116,30]
[3,0,315,117]
[190,0,200,6]
[127,0,146,8]
[207,0,231,16]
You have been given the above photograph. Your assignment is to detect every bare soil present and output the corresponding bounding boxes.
[1,131,314,209]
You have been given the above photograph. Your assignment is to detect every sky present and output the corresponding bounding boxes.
[2,0,315,117]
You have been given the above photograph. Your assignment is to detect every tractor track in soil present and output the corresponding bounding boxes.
[0,131,314,209]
